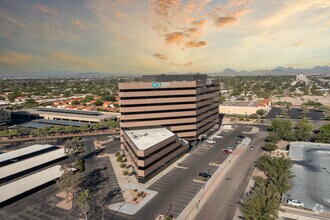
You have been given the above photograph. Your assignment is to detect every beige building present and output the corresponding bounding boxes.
[122,127,188,182]
[12,107,118,124]
[0,101,11,124]
[119,74,219,182]
[219,99,271,115]
[119,74,219,140]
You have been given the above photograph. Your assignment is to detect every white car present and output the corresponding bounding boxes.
[206,139,216,144]
[215,134,224,138]
[287,199,304,207]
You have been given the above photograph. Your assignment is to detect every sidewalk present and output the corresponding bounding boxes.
[178,137,252,220]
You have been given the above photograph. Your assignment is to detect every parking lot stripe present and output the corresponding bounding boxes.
[186,185,202,190]
[178,194,193,200]
[173,198,189,203]
[180,191,196,196]
[171,202,187,208]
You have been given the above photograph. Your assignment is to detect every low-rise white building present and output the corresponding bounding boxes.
[219,99,271,115]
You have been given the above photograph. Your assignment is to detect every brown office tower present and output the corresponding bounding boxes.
[119,74,219,182]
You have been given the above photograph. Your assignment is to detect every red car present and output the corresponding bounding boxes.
[222,149,232,154]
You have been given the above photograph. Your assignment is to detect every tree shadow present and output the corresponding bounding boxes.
[80,167,108,192]
[83,148,106,160]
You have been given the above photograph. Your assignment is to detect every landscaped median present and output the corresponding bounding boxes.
[209,161,221,167]
[108,184,157,215]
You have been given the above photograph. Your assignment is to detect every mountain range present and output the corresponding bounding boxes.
[216,65,330,76]
[0,66,329,78]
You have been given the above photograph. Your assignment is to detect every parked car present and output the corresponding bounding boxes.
[222,149,232,154]
[237,134,245,139]
[226,146,234,151]
[287,199,304,207]
[206,139,216,144]
[199,173,212,178]
[215,134,224,138]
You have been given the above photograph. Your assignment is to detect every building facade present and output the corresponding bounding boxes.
[219,99,271,115]
[119,74,219,140]
[11,108,118,124]
[119,74,219,182]
[122,128,188,182]
[0,101,11,124]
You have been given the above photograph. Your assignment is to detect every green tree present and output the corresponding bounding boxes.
[82,95,94,103]
[263,143,278,152]
[64,139,85,163]
[256,109,266,116]
[316,124,330,143]
[240,177,280,220]
[295,119,313,141]
[265,134,279,143]
[94,99,103,106]
[30,127,49,143]
[72,100,80,105]
[23,98,39,108]
[77,189,93,220]
[219,96,225,104]
[107,120,119,129]
[270,119,294,141]
[56,165,82,202]
[101,95,116,102]
[255,155,293,194]
[64,126,76,133]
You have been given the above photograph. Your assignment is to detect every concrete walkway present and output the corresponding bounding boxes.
[108,184,158,215]
[178,137,252,220]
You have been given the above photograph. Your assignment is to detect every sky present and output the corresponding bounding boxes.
[0,0,329,74]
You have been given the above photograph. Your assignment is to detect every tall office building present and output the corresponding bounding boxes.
[118,74,219,182]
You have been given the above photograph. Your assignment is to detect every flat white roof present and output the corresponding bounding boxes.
[286,142,330,212]
[0,101,9,105]
[124,128,175,150]
[0,144,55,163]
[0,165,62,203]
[0,149,65,179]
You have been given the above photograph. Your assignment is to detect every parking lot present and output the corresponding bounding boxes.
[268,107,326,120]
[0,137,124,220]
[112,125,258,220]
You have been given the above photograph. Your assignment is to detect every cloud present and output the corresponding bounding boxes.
[0,52,28,65]
[72,19,86,30]
[33,3,58,15]
[258,1,318,28]
[52,51,100,69]
[290,40,304,47]
[170,61,194,67]
[183,61,193,67]
[115,10,124,18]
[165,32,185,43]
[191,19,207,28]
[185,40,208,48]
[153,53,168,60]
[214,16,238,27]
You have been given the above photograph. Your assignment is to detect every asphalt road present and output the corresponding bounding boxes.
[108,125,258,220]
[195,131,268,220]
